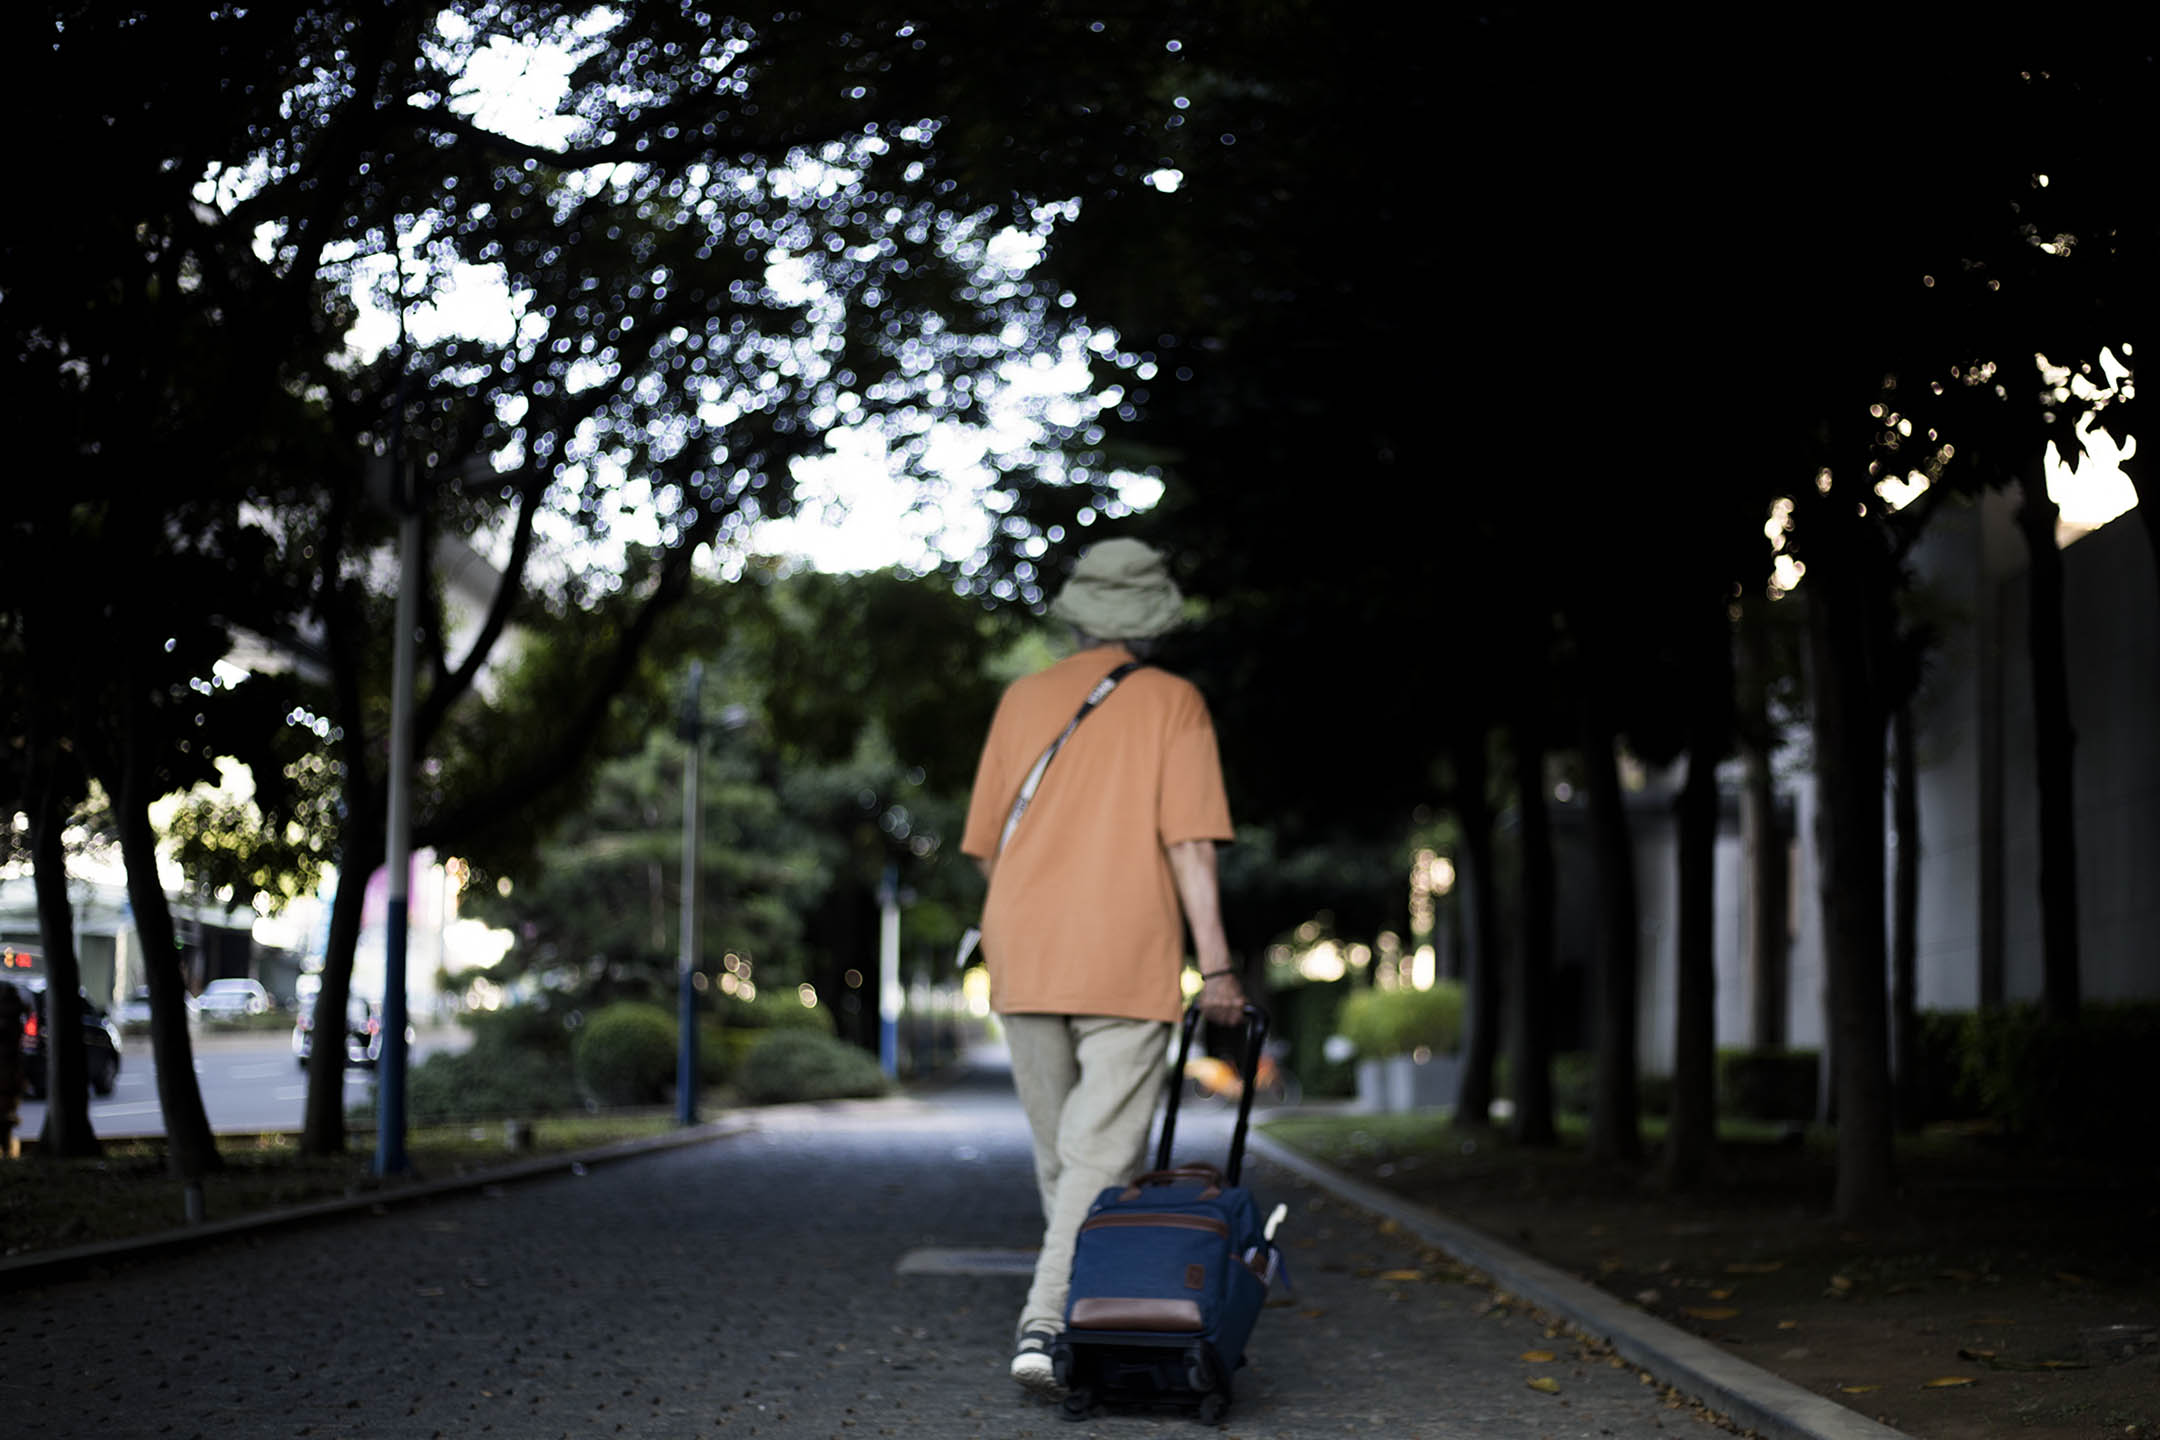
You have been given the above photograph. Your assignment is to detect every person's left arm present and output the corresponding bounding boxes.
[1167,838,1245,1027]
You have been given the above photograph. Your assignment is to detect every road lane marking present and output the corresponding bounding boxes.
[228,1064,286,1079]
[93,1102,163,1118]
[895,1247,1038,1277]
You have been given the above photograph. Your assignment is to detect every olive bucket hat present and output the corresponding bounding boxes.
[1047,538,1185,641]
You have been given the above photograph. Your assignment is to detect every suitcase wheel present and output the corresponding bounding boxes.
[1196,1390,1228,1425]
[1183,1344,1214,1394]
[1060,1387,1096,1422]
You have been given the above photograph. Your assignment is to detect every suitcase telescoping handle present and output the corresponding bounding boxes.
[1152,1000,1270,1186]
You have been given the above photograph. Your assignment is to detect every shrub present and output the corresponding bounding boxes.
[1717,1048,1820,1122]
[391,1047,583,1125]
[717,986,837,1033]
[1335,982,1464,1059]
[461,1002,577,1061]
[736,1029,889,1104]
[573,1003,680,1106]
[697,1019,733,1086]
[1956,1001,2160,1144]
[1268,980,1355,1099]
[1908,1012,1973,1124]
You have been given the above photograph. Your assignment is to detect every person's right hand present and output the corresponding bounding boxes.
[1198,969,1247,1029]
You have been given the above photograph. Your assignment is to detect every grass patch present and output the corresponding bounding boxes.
[0,1111,690,1260]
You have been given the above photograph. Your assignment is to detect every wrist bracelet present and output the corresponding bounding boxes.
[1200,968,1233,980]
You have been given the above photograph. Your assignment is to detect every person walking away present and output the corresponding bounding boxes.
[960,538,1248,1398]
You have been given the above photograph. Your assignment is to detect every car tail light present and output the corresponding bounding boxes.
[22,1013,37,1040]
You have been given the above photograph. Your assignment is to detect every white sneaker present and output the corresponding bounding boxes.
[1010,1328,1063,1397]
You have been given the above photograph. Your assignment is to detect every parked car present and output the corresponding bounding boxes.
[8,981,122,1099]
[292,993,382,1069]
[192,977,271,1020]
[118,986,154,1027]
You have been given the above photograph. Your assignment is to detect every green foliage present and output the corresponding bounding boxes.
[1716,1049,1821,1123]
[1267,978,1354,1099]
[736,1030,890,1105]
[1955,1003,2160,1144]
[398,1047,584,1125]
[461,1002,579,1061]
[1909,1012,1975,1124]
[1335,983,1464,1060]
[573,1003,681,1107]
[716,987,836,1032]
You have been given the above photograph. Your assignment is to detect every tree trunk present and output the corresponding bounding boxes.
[1666,611,1730,1188]
[1737,601,1789,1050]
[1807,515,1896,1219]
[1891,698,1922,1131]
[28,766,98,1158]
[1452,718,1503,1130]
[108,738,222,1178]
[302,803,379,1156]
[1578,697,1640,1166]
[2116,444,2160,610]
[1510,718,1558,1148]
[2015,467,2082,1025]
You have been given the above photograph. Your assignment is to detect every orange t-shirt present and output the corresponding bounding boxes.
[961,645,1234,1023]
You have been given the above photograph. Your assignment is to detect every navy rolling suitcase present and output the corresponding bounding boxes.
[1052,1003,1278,1424]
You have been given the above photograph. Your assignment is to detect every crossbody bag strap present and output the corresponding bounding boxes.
[996,660,1142,854]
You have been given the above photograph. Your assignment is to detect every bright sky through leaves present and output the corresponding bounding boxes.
[319,11,1160,577]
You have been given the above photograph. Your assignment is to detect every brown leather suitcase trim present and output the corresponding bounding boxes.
[1079,1212,1228,1237]
[1069,1297,1207,1332]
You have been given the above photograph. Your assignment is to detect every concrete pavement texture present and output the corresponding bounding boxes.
[8,1057,1751,1439]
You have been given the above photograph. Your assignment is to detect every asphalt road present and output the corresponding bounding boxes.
[6,1052,1733,1439]
[16,1025,469,1139]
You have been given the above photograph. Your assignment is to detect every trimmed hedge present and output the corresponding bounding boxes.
[573,1003,680,1106]
[399,1046,583,1124]
[736,1029,889,1104]
[1955,1001,2160,1143]
[1335,982,1464,1059]
[716,987,837,1033]
[1717,1048,1820,1123]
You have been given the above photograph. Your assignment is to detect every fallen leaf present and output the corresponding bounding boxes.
[1520,1350,1557,1364]
[1777,1321,1799,1331]
[1525,1377,1560,1394]
[1708,1288,1734,1300]
[2037,1360,2088,1370]
[2054,1272,2087,1286]
[416,1287,445,1298]
[1840,1384,1881,1394]
[1597,1258,1625,1274]
[1298,1309,1325,1319]
[1939,1269,1977,1283]
[1377,1219,1402,1236]
[1724,1261,1784,1275]
[1683,1307,1740,1321]
[1829,1274,1854,1291]
[1922,1377,1977,1389]
[1635,1289,1661,1306]
[1378,1269,1424,1282]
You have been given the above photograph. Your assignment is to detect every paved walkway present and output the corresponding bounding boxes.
[8,1051,1735,1439]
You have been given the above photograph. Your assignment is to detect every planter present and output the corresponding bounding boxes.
[1355,1058,1389,1112]
[1383,1050,1460,1112]
[1356,1052,1461,1112]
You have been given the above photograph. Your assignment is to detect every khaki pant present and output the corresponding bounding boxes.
[1003,1013,1172,1339]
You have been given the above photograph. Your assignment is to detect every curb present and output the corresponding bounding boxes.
[1245,1132,1914,1440]
[0,1112,761,1292]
